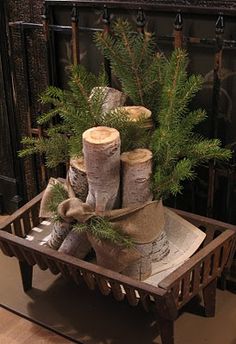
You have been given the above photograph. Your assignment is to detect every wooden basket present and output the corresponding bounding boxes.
[0,191,235,344]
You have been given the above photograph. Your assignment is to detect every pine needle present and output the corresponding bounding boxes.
[73,216,134,248]
[47,183,69,215]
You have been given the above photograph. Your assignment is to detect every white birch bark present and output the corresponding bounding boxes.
[90,87,126,113]
[68,157,88,202]
[83,126,121,213]
[118,106,153,129]
[121,148,153,207]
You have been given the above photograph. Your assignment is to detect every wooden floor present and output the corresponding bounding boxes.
[0,307,74,344]
[0,215,9,223]
[0,216,72,343]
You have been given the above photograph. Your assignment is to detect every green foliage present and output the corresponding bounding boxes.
[20,19,231,201]
[19,64,149,167]
[73,217,134,248]
[47,183,69,222]
[45,184,133,247]
[150,50,231,199]
[96,21,231,200]
[95,19,165,113]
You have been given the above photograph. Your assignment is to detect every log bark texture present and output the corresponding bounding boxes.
[83,126,121,212]
[121,148,169,277]
[68,157,88,202]
[47,221,71,250]
[121,148,153,208]
[119,106,153,129]
[122,242,153,280]
[58,231,91,259]
[90,87,126,113]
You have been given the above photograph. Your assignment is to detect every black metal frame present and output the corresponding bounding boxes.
[0,0,25,213]
[2,0,236,222]
[45,0,236,15]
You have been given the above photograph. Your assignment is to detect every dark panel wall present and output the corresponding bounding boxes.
[3,0,236,221]
[0,1,25,213]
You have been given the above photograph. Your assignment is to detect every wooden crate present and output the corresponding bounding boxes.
[0,192,235,344]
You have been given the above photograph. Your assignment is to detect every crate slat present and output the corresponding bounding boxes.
[13,218,24,237]
[110,281,125,301]
[123,286,139,306]
[22,212,32,235]
[96,276,111,296]
[32,252,49,270]
[82,270,96,290]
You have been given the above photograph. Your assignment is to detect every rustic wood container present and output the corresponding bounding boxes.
[0,192,235,344]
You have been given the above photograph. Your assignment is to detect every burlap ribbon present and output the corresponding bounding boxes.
[40,178,165,273]
[40,178,165,245]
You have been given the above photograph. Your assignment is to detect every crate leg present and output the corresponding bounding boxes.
[202,278,217,317]
[158,317,174,344]
[19,260,33,292]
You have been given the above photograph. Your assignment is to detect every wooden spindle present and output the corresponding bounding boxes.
[82,270,96,290]
[96,276,111,296]
[110,281,124,301]
[124,286,139,306]
[174,12,183,49]
[102,5,111,85]
[71,4,80,65]
[13,218,23,237]
[207,14,224,218]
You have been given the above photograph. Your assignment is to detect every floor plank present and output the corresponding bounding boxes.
[0,307,74,344]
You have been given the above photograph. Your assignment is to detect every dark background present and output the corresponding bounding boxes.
[1,0,236,223]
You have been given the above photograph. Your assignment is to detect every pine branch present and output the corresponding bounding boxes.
[73,216,134,248]
[47,183,69,215]
[95,19,163,107]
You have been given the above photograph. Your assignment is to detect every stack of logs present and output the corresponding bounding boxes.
[48,88,170,280]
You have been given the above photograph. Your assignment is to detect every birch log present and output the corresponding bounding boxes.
[58,231,91,259]
[47,221,71,250]
[90,87,126,113]
[83,126,121,212]
[121,148,153,207]
[120,149,153,279]
[68,157,88,202]
[118,106,153,129]
[121,148,169,279]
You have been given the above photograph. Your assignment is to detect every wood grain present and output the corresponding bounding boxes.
[0,307,74,344]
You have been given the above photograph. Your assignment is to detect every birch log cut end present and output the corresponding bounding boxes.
[118,106,153,129]
[90,87,127,113]
[68,157,88,202]
[121,148,153,207]
[83,126,121,212]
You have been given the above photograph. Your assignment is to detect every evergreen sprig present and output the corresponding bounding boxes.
[47,183,69,222]
[150,49,231,199]
[73,217,134,248]
[95,18,165,113]
[19,64,149,167]
[96,20,231,199]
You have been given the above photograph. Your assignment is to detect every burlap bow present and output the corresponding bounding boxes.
[40,178,165,273]
[40,178,165,245]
